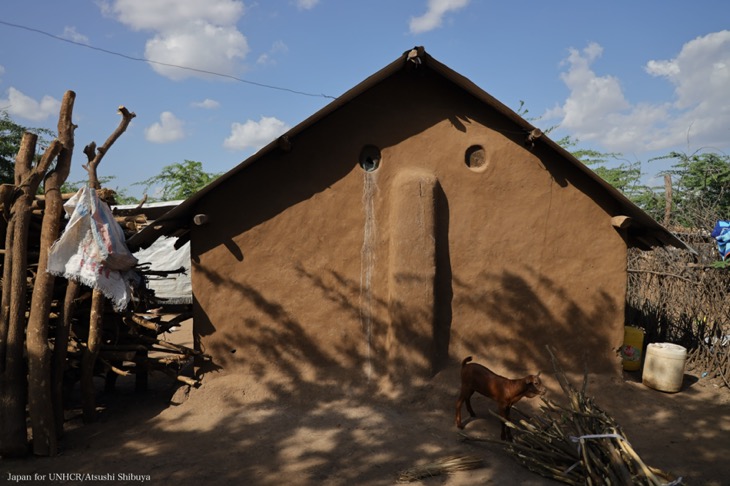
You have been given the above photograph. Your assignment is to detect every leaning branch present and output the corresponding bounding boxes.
[82,106,136,189]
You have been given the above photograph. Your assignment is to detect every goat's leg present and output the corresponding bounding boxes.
[455,388,474,428]
[464,391,476,418]
[500,405,513,441]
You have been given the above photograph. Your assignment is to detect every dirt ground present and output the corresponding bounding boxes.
[2,327,729,486]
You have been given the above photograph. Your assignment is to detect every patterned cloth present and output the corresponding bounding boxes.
[47,186,138,311]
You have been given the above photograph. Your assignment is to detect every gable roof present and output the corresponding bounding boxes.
[128,46,693,254]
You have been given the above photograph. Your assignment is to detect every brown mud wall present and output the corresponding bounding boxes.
[189,69,626,391]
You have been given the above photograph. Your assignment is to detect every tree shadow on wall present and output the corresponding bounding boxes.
[450,268,620,374]
[193,258,619,388]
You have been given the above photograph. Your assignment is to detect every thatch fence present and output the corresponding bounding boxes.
[626,231,730,388]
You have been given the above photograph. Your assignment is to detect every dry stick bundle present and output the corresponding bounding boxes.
[462,347,680,486]
[396,455,485,483]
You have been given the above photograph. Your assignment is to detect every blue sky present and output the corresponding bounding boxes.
[0,0,728,199]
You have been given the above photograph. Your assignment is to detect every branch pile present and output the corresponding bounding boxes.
[463,348,681,485]
[396,455,484,483]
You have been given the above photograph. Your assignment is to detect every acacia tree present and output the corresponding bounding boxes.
[518,102,730,230]
[653,151,730,229]
[556,134,650,198]
[557,135,730,229]
[135,159,219,201]
[0,111,55,184]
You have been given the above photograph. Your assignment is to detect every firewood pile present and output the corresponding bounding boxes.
[462,348,681,485]
[396,455,485,482]
[2,186,200,390]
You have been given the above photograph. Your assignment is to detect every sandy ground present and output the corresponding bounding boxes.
[2,326,729,486]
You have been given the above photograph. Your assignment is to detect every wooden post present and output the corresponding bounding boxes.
[1,134,37,456]
[50,92,78,439]
[27,91,76,456]
[0,133,59,456]
[82,292,104,423]
[663,174,672,226]
[53,280,79,436]
[79,105,136,424]
[0,216,14,370]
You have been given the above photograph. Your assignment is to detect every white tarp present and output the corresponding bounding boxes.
[134,236,192,305]
[47,187,138,311]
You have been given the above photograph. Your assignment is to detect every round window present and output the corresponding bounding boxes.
[359,145,381,172]
[465,145,488,172]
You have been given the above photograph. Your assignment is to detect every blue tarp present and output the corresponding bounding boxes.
[711,220,730,260]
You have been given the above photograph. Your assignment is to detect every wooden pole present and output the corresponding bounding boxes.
[83,106,136,189]
[663,174,672,226]
[81,292,104,423]
[0,211,14,370]
[0,133,37,457]
[54,280,79,436]
[79,105,136,422]
[27,91,76,455]
[49,92,77,438]
[0,133,59,456]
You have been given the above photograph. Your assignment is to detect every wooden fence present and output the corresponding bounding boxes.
[626,232,730,388]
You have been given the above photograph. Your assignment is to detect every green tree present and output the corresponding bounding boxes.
[653,151,730,228]
[135,160,220,201]
[516,103,730,228]
[0,111,55,184]
[556,135,650,201]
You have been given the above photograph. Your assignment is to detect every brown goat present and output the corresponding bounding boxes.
[455,356,545,440]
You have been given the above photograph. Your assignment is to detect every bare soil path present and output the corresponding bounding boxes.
[2,362,729,486]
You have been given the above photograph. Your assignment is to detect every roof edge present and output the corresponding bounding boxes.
[128,46,694,255]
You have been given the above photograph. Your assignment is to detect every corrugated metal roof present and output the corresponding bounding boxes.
[127,46,693,254]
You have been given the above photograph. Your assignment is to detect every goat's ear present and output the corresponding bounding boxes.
[536,371,542,378]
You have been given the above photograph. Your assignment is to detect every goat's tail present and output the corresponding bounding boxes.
[461,356,473,367]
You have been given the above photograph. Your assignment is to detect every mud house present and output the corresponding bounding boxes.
[129,47,689,386]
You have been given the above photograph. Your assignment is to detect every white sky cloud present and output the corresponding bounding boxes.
[296,0,319,10]
[62,26,90,45]
[409,0,470,34]
[101,0,249,80]
[102,0,245,31]
[544,31,730,153]
[257,40,288,66]
[0,87,61,121]
[223,116,290,151]
[145,111,185,143]
[191,98,220,109]
[644,30,730,149]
